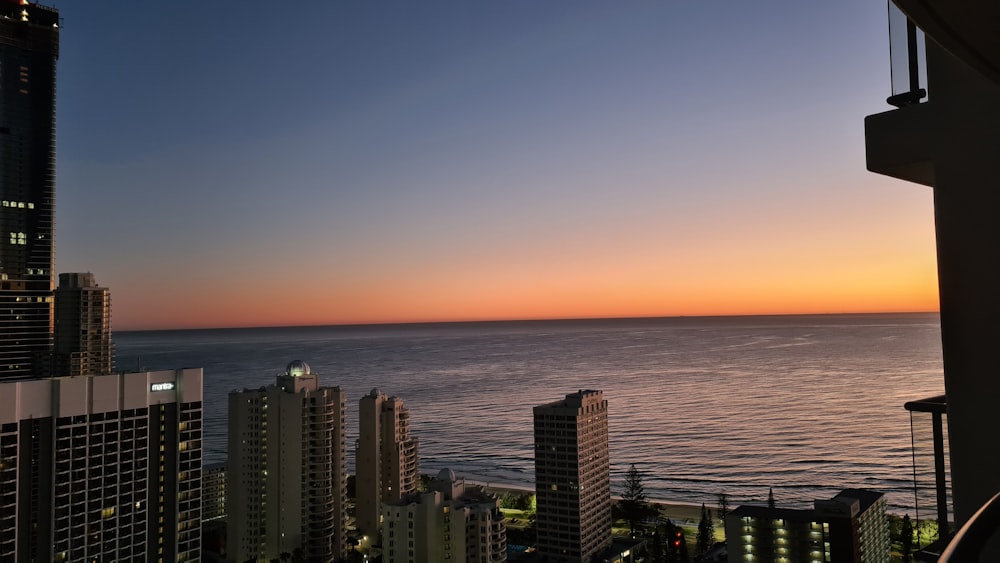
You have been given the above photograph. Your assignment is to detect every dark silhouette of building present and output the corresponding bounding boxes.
[865,2,1000,552]
[725,489,890,563]
[534,390,612,563]
[53,272,113,376]
[0,1,59,379]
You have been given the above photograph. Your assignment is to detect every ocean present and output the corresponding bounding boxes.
[115,313,944,513]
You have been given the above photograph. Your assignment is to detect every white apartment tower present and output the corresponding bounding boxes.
[356,389,419,538]
[0,369,203,562]
[381,469,507,563]
[534,389,612,563]
[228,361,347,562]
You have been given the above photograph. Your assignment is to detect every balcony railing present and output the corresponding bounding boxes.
[939,492,1000,562]
[887,1,927,107]
[905,394,953,549]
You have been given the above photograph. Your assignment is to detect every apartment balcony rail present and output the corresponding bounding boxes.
[939,492,1000,562]
[886,1,927,107]
[905,394,953,550]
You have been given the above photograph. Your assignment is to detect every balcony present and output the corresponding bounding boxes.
[864,1,933,187]
[904,394,953,555]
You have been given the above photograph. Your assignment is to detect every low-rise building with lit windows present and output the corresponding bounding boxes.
[725,489,889,563]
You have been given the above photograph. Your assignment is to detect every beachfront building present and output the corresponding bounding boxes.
[0,1,59,380]
[0,368,203,562]
[725,489,889,563]
[228,361,348,562]
[356,388,420,539]
[533,389,612,563]
[381,468,506,563]
[52,273,114,377]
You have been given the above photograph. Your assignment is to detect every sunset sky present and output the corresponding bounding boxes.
[52,1,939,330]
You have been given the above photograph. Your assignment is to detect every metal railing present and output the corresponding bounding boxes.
[887,1,927,107]
[939,492,1000,562]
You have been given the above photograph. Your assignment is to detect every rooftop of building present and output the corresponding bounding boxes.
[833,488,886,512]
[729,504,818,522]
[730,489,885,522]
[536,388,605,410]
[0,1,58,25]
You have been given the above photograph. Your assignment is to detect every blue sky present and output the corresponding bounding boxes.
[50,1,938,329]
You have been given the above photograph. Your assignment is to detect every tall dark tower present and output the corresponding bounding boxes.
[534,390,612,563]
[0,1,59,379]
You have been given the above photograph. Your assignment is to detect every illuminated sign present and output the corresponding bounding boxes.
[150,382,175,392]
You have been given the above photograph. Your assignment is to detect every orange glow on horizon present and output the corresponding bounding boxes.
[112,264,939,330]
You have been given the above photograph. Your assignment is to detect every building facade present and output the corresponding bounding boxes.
[725,489,890,563]
[0,1,59,379]
[381,469,506,563]
[228,361,347,562]
[534,389,611,563]
[53,272,113,377]
[202,461,227,522]
[356,388,419,538]
[0,368,203,562]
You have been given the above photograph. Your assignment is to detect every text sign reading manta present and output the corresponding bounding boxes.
[150,382,175,392]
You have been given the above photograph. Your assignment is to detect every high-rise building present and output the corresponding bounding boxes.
[202,461,227,522]
[725,489,890,563]
[533,389,611,563]
[0,368,203,562]
[53,272,113,377]
[0,2,59,379]
[381,469,507,563]
[356,388,419,538]
[228,361,348,562]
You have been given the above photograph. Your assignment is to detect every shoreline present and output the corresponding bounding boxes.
[471,481,711,525]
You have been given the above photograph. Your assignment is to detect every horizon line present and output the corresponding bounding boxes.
[115,309,941,333]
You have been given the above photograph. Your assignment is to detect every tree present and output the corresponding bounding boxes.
[767,487,776,509]
[664,520,687,563]
[716,492,730,527]
[697,503,713,555]
[519,493,537,513]
[672,524,690,563]
[651,527,665,563]
[901,514,914,563]
[620,463,648,536]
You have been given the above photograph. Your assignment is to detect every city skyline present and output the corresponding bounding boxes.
[52,1,938,330]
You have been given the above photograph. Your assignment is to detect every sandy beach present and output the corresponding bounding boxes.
[474,481,715,527]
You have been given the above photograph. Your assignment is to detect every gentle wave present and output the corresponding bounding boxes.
[117,313,944,513]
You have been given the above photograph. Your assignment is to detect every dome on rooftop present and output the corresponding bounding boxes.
[285,360,311,377]
[437,468,457,482]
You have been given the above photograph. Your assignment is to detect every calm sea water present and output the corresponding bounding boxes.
[115,313,944,513]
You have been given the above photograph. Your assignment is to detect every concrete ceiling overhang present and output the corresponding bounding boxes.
[893,0,1000,86]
